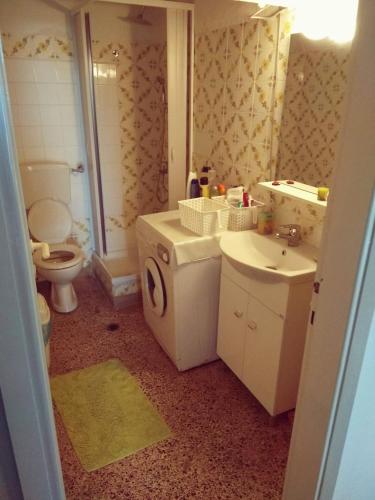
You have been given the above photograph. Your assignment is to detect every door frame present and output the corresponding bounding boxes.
[0,45,65,499]
[1,0,374,499]
[74,0,194,256]
[283,0,375,497]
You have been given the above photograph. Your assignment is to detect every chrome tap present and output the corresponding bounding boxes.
[275,224,302,247]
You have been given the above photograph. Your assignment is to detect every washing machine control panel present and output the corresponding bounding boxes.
[157,243,170,265]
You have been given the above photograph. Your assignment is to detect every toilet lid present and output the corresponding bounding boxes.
[28,199,72,244]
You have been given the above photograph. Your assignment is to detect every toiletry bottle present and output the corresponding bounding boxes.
[317,187,329,201]
[200,177,210,198]
[210,185,219,198]
[257,211,273,235]
[243,192,249,207]
[218,183,226,196]
[201,164,211,177]
[208,165,216,186]
[190,178,200,198]
[186,170,198,199]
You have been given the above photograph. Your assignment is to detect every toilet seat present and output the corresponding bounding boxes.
[33,243,83,271]
[28,198,72,244]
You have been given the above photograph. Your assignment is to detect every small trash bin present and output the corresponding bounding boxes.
[37,293,51,368]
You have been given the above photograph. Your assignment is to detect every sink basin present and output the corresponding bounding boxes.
[220,231,318,283]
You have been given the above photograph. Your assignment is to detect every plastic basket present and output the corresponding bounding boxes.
[178,197,230,236]
[228,200,264,231]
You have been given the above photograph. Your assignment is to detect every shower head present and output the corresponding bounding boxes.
[118,7,152,27]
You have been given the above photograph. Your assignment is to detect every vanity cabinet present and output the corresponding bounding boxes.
[217,257,313,416]
[217,274,248,379]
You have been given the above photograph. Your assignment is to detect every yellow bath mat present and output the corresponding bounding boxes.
[50,359,171,472]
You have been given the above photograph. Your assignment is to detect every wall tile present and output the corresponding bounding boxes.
[272,192,325,248]
[57,83,76,105]
[44,145,65,162]
[33,60,58,83]
[276,37,351,186]
[22,146,45,162]
[193,12,292,195]
[36,83,59,105]
[59,105,77,126]
[2,32,93,260]
[13,104,40,126]
[42,125,63,147]
[14,81,39,105]
[40,105,61,126]
[62,126,80,147]
[55,61,75,83]
[6,59,35,82]
[2,33,74,60]
[21,126,43,148]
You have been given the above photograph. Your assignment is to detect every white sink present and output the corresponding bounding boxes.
[220,231,318,283]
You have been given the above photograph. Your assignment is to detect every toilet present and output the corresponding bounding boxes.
[20,162,84,313]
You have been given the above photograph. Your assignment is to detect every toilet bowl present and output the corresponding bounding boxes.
[28,197,84,313]
[33,243,84,313]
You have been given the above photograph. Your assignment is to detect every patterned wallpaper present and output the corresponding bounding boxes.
[272,193,325,248]
[1,32,93,263]
[276,36,351,187]
[1,32,73,59]
[193,11,292,199]
[92,40,168,255]
[2,30,168,260]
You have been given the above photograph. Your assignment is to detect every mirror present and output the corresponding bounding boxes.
[276,34,352,188]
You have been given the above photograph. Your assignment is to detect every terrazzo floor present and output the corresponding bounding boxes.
[45,275,292,500]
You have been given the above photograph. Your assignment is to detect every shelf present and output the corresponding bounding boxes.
[258,181,328,208]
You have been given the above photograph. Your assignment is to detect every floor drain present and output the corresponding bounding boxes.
[106,323,119,332]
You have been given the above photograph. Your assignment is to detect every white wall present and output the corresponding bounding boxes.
[0,0,93,260]
[194,0,259,33]
[89,3,166,44]
[0,0,72,37]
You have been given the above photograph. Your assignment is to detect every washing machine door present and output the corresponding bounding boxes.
[144,257,166,317]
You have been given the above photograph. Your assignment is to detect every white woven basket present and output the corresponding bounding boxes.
[178,197,230,236]
[228,200,264,231]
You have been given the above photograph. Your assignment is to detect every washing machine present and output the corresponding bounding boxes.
[136,210,222,371]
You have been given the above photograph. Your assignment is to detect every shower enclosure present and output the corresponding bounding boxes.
[74,0,194,305]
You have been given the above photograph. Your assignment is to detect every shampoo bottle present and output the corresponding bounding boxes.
[186,170,198,199]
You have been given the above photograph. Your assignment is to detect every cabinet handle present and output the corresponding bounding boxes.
[248,320,257,330]
[233,310,243,319]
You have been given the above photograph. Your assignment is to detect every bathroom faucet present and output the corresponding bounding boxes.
[30,239,50,259]
[275,224,301,247]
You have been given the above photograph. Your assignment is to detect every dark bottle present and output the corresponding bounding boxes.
[190,178,200,198]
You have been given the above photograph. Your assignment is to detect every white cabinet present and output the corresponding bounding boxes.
[243,296,284,415]
[217,274,247,379]
[217,257,313,416]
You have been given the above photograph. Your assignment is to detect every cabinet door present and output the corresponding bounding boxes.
[242,296,284,415]
[217,274,247,379]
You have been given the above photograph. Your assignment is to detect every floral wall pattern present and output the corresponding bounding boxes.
[1,32,93,263]
[92,39,168,256]
[271,193,325,248]
[193,11,292,199]
[1,32,73,59]
[276,36,351,187]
